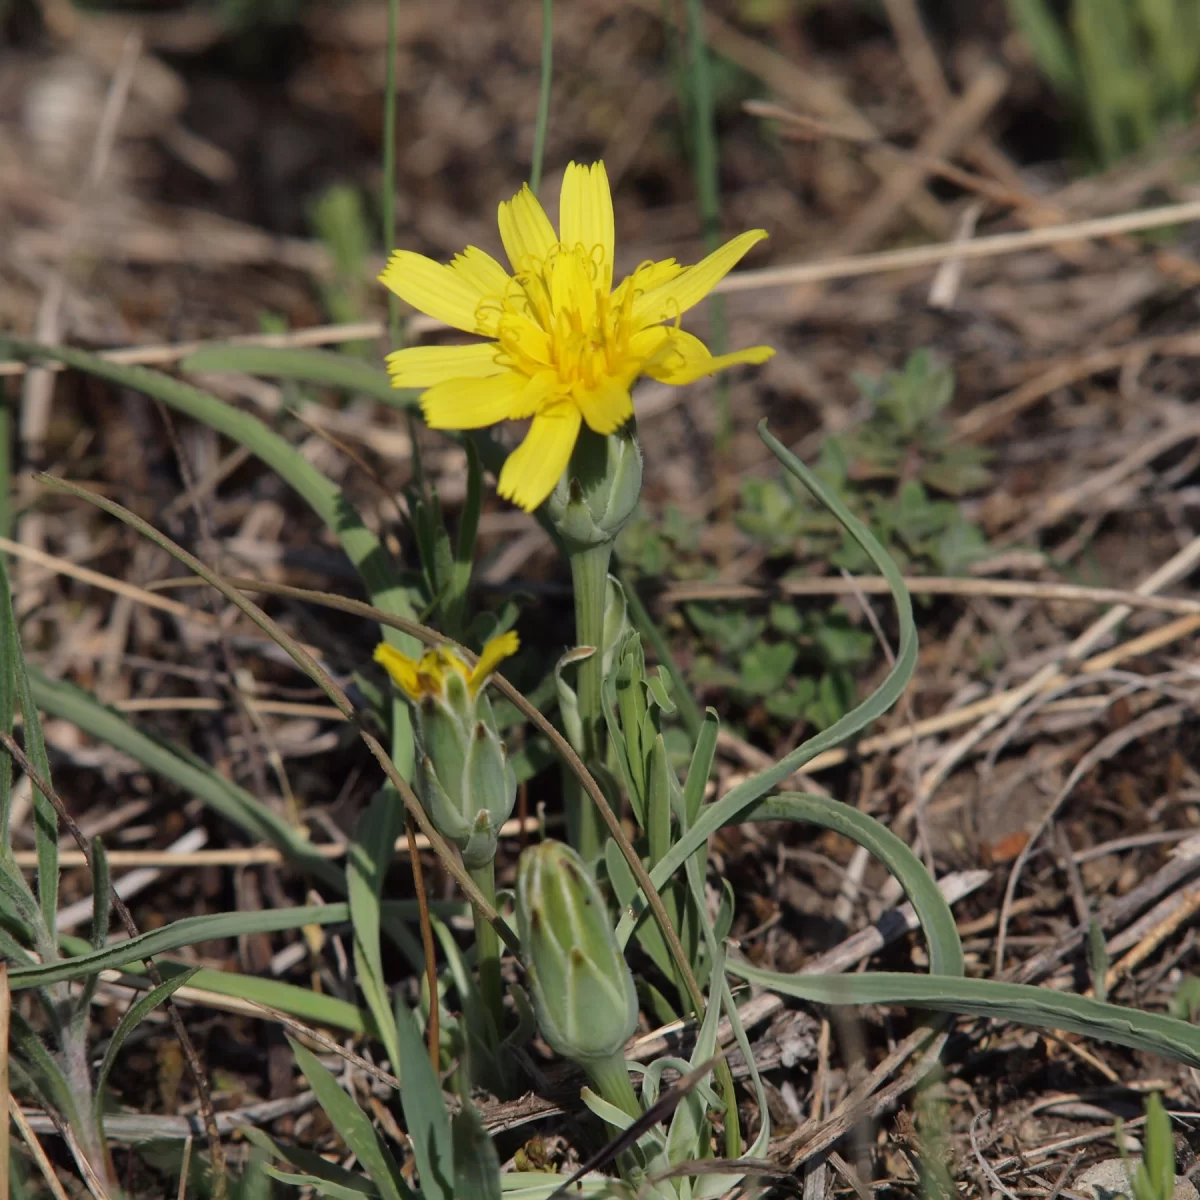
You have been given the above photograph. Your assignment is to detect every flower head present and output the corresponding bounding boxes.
[374,631,518,705]
[381,162,774,512]
[515,839,638,1064]
[375,632,519,867]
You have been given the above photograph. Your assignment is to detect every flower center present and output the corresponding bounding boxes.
[484,244,643,394]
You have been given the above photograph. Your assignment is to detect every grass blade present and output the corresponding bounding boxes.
[27,667,344,892]
[724,961,1200,1069]
[349,790,404,1074]
[395,1002,454,1200]
[744,793,964,978]
[10,903,352,988]
[59,947,375,1036]
[94,966,201,1131]
[0,557,57,950]
[452,1097,503,1200]
[181,346,415,410]
[289,1038,412,1200]
[0,338,422,771]
[617,421,918,946]
[529,0,554,192]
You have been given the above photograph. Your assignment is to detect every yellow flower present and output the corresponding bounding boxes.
[380,161,774,512]
[375,631,519,703]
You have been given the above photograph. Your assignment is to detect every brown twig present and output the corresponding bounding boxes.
[404,813,440,1070]
[9,1099,71,1200]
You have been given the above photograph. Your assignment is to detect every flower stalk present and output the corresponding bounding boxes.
[566,539,611,861]
[466,857,504,1032]
[375,632,520,1039]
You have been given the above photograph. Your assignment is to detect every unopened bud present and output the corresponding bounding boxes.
[515,840,637,1064]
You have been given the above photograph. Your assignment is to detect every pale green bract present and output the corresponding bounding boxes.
[516,839,638,1064]
[415,672,517,870]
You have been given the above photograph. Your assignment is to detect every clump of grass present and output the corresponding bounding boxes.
[1009,0,1200,166]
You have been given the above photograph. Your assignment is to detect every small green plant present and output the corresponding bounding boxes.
[1117,1093,1177,1200]
[310,182,373,334]
[1009,0,1200,165]
[686,600,874,731]
[617,505,704,579]
[738,349,991,575]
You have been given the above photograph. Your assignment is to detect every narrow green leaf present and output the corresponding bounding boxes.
[682,708,718,828]
[289,1038,412,1200]
[9,1011,85,1131]
[95,966,201,1134]
[89,838,111,951]
[617,423,918,949]
[1088,918,1110,1004]
[452,1097,503,1200]
[444,440,482,638]
[182,346,416,411]
[349,791,404,1073]
[263,1167,379,1199]
[0,338,420,772]
[616,565,704,741]
[0,557,57,948]
[243,1124,380,1197]
[646,735,672,869]
[10,903,351,988]
[725,961,1200,1068]
[395,1002,454,1200]
[28,667,343,893]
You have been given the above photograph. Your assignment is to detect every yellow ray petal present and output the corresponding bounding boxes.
[468,630,520,696]
[497,402,582,511]
[631,230,767,329]
[379,250,492,335]
[610,258,684,310]
[449,246,513,298]
[574,378,634,435]
[374,644,424,700]
[497,311,554,367]
[498,184,557,273]
[421,371,531,430]
[645,329,775,385]
[385,342,505,388]
[559,162,615,291]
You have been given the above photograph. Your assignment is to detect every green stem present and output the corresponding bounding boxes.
[683,0,730,451]
[467,857,504,1036]
[616,561,703,741]
[584,1050,641,1125]
[566,541,611,862]
[530,0,554,193]
[382,0,400,340]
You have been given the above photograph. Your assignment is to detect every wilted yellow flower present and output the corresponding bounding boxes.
[376,631,520,870]
[380,162,774,512]
[374,631,518,703]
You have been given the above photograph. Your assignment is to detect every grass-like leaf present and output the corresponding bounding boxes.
[182,345,415,410]
[28,668,343,891]
[616,422,920,947]
[395,1001,455,1200]
[10,903,352,988]
[349,790,404,1073]
[0,338,422,774]
[289,1038,413,1200]
[724,960,1200,1069]
[0,556,58,948]
[94,965,201,1141]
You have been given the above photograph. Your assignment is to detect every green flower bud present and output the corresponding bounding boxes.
[545,427,643,551]
[515,840,638,1064]
[375,634,519,868]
